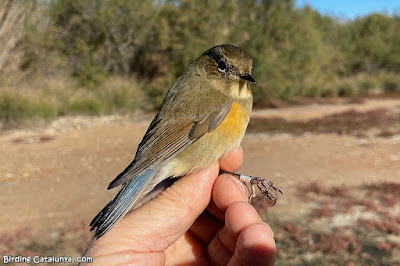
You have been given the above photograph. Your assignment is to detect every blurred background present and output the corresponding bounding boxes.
[0,0,399,265]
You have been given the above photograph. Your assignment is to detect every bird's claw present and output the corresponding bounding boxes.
[219,170,283,206]
[248,176,283,206]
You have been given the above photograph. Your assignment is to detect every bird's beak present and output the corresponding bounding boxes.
[239,73,256,83]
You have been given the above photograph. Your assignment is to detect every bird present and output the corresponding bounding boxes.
[89,44,281,240]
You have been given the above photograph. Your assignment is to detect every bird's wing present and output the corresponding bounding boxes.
[107,98,233,189]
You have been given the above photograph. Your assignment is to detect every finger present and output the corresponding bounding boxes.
[212,174,249,212]
[174,146,246,244]
[204,173,252,245]
[228,223,276,266]
[206,200,225,221]
[206,233,233,266]
[189,210,223,244]
[219,146,243,172]
[165,232,207,266]
[205,202,262,264]
[218,201,262,252]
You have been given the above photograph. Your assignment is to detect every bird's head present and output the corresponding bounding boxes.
[202,44,255,85]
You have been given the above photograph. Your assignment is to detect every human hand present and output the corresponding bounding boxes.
[85,147,276,265]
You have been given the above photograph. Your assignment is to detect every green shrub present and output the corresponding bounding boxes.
[146,76,175,111]
[0,91,57,126]
[320,87,336,97]
[100,77,144,114]
[77,62,109,87]
[382,78,399,92]
[68,95,105,115]
[337,83,355,96]
[2,0,400,129]
[359,79,376,93]
[302,86,321,97]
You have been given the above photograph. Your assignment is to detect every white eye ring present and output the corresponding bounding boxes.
[218,68,226,73]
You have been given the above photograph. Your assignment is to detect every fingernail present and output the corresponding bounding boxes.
[228,175,248,198]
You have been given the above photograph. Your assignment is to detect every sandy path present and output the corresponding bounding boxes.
[252,98,400,121]
[1,98,400,237]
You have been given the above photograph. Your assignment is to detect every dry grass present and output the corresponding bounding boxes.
[0,75,145,128]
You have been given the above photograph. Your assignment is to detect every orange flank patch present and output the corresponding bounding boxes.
[216,101,249,140]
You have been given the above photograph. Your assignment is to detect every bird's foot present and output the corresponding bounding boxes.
[219,170,283,206]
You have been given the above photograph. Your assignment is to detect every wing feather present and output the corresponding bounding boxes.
[108,91,233,189]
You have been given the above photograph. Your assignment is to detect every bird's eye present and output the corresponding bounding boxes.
[217,60,226,73]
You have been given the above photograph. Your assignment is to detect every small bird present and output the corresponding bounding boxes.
[90,44,281,239]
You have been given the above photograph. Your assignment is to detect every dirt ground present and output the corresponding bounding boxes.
[1,98,400,264]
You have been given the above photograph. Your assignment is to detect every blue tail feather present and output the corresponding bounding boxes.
[90,169,156,239]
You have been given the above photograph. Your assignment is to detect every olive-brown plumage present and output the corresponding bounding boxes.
[90,45,255,238]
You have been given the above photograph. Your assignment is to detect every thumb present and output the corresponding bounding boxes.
[99,161,220,252]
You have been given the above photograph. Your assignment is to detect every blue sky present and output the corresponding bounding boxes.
[296,0,400,19]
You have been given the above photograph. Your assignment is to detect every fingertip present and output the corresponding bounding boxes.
[219,146,243,172]
[240,223,276,254]
[231,223,276,266]
[212,175,249,211]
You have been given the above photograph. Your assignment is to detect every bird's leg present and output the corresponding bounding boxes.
[219,170,283,206]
